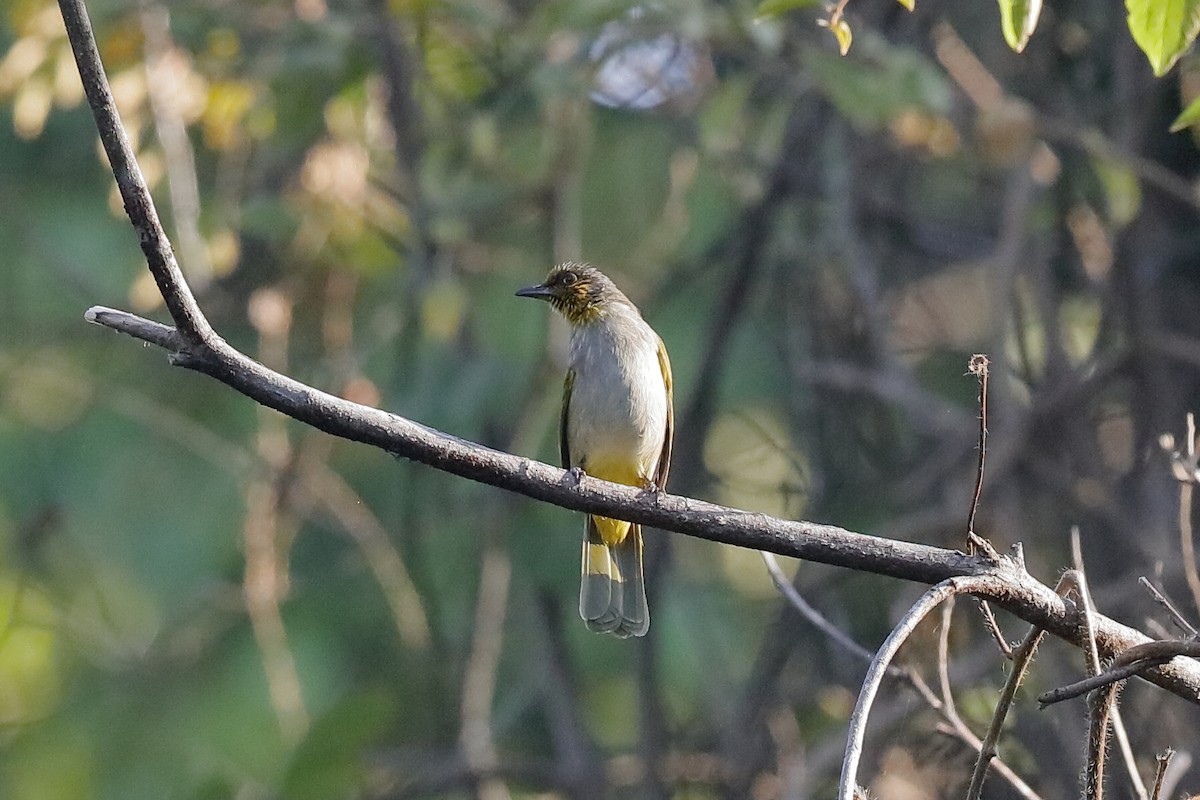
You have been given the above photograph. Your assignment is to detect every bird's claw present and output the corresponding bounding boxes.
[639,482,664,504]
[566,466,586,487]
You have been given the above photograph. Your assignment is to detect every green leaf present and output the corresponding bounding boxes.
[755,0,821,18]
[1126,0,1200,76]
[998,0,1043,53]
[1171,94,1200,130]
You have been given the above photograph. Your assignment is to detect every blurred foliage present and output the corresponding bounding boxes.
[3,0,1200,798]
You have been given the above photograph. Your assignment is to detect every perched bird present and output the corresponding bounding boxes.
[517,263,673,637]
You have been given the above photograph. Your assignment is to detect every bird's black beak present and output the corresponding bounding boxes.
[516,283,554,300]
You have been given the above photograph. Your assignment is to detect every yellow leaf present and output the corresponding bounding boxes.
[831,19,853,55]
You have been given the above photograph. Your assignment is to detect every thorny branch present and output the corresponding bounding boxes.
[1071,533,1149,800]
[58,0,1200,704]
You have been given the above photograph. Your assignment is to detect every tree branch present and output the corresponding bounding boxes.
[59,0,1200,705]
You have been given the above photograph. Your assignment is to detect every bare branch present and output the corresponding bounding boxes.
[84,306,187,352]
[58,0,1200,705]
[60,0,212,343]
[1040,640,1200,705]
[1157,749,1192,800]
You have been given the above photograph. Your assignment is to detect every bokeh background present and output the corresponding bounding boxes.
[3,0,1200,797]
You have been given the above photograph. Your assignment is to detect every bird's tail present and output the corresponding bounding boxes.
[579,517,649,638]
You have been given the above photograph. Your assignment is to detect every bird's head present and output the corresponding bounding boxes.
[515,263,619,326]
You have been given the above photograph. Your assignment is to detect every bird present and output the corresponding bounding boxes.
[516,263,673,637]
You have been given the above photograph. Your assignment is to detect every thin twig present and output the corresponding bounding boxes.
[965,624,1045,800]
[936,598,956,711]
[1067,557,1111,800]
[1151,750,1174,800]
[1157,750,1192,800]
[966,354,989,537]
[1039,639,1200,705]
[918,685,1044,800]
[1138,577,1198,637]
[837,576,997,800]
[1178,414,1200,617]
[761,553,882,666]
[1043,656,1173,707]
[965,355,1010,655]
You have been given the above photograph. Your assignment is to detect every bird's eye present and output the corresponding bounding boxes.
[561,272,577,286]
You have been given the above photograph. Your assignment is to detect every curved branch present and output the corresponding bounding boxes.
[838,576,995,800]
[59,0,1200,704]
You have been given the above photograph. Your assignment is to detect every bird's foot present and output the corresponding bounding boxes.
[565,466,586,487]
[638,481,664,504]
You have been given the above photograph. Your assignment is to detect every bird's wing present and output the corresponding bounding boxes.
[560,368,575,469]
[653,335,673,490]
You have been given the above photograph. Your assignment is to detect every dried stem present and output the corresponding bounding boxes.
[966,354,989,537]
[1084,681,1120,800]
[1138,577,1198,637]
[965,354,1010,656]
[1151,750,1174,800]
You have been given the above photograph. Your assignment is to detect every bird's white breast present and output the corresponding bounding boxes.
[566,306,668,481]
